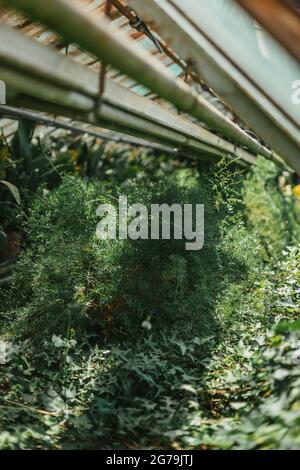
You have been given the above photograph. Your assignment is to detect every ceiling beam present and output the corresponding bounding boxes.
[236,0,300,62]
[0,104,183,154]
[0,24,260,166]
[127,0,300,173]
[0,0,272,159]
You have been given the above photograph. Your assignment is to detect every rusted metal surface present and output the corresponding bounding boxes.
[0,0,291,168]
[236,0,300,62]
[0,0,229,118]
[0,0,237,156]
[0,0,272,158]
[127,0,300,172]
[0,0,224,147]
[0,1,178,88]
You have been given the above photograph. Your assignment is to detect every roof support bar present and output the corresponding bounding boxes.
[236,0,300,62]
[0,0,272,160]
[8,96,255,169]
[0,24,258,165]
[0,104,183,154]
[127,0,300,174]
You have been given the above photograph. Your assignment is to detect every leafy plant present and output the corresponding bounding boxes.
[0,141,299,450]
[0,180,20,205]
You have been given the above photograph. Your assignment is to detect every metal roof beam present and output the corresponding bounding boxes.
[0,0,272,159]
[0,104,183,154]
[0,24,258,165]
[236,0,300,62]
[127,0,300,174]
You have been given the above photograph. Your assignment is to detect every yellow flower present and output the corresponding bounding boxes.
[70,149,79,162]
[292,184,300,199]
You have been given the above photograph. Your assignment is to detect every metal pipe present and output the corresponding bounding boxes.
[0,25,258,165]
[0,104,181,154]
[1,0,272,159]
[9,91,256,166]
[0,66,94,112]
[1,64,219,159]
[127,0,300,173]
[9,95,236,164]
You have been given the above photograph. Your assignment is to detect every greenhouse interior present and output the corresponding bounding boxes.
[0,0,300,452]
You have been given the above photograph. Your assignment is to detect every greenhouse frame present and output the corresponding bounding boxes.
[0,0,300,454]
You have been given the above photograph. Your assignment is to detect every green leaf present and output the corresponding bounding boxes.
[0,180,21,205]
[275,319,300,334]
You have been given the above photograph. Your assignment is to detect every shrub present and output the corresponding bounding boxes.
[2,163,260,342]
[1,151,299,450]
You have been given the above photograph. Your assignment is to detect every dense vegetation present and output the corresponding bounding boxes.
[0,126,300,449]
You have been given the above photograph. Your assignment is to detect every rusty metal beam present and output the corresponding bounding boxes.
[236,0,300,62]
[128,0,300,173]
[0,0,272,159]
[0,24,260,165]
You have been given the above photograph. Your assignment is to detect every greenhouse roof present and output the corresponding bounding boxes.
[0,0,299,171]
